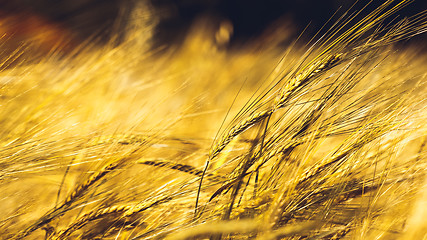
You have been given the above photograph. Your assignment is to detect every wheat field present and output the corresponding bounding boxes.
[0,0,426,239]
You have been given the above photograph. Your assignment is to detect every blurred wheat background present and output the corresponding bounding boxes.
[0,0,426,239]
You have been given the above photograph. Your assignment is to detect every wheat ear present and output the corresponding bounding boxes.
[14,160,122,239]
[54,195,172,239]
[209,54,342,160]
[89,134,148,145]
[52,205,132,239]
[137,159,225,182]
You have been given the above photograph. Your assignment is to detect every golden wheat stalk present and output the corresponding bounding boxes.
[53,195,173,239]
[52,205,133,239]
[89,134,148,146]
[209,54,342,160]
[266,119,402,227]
[14,159,123,239]
[137,159,225,182]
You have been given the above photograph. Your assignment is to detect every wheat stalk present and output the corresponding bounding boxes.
[53,195,173,239]
[14,159,124,239]
[209,54,342,160]
[137,159,225,182]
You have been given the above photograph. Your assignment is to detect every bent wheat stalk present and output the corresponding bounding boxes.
[137,159,225,182]
[53,195,173,239]
[209,54,342,160]
[14,159,124,239]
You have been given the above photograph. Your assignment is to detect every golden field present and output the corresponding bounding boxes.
[0,0,426,239]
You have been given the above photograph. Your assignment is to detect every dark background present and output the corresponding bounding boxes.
[0,0,426,46]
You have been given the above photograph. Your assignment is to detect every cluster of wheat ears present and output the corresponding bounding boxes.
[0,0,426,239]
